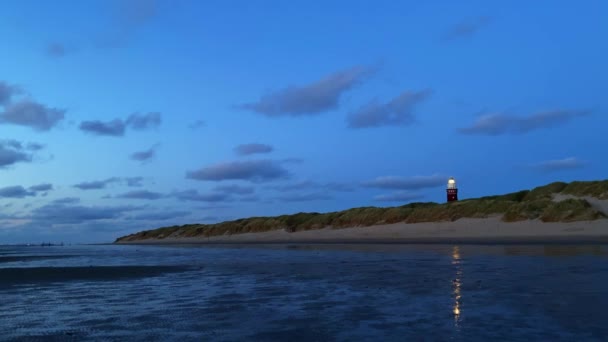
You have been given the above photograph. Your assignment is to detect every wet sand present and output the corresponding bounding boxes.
[116,217,608,245]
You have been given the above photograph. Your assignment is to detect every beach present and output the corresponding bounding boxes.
[3,243,608,340]
[116,217,608,245]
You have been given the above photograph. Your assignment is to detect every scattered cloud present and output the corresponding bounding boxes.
[73,177,121,190]
[125,176,144,187]
[97,0,161,48]
[29,183,53,192]
[281,157,304,164]
[120,0,159,26]
[239,195,260,202]
[0,141,33,167]
[374,191,423,202]
[271,180,355,193]
[173,189,230,202]
[188,120,206,129]
[0,186,36,198]
[79,112,161,137]
[130,210,191,221]
[277,193,332,202]
[459,110,590,135]
[29,203,137,224]
[197,205,232,210]
[271,180,317,192]
[52,197,80,204]
[79,119,126,136]
[213,184,255,195]
[130,144,159,163]
[1,100,65,131]
[187,159,289,182]
[234,143,274,156]
[239,65,376,117]
[326,182,356,192]
[198,215,220,222]
[531,157,586,172]
[126,112,161,130]
[347,90,431,128]
[26,142,45,151]
[442,16,491,41]
[363,175,445,190]
[74,177,147,190]
[0,82,21,105]
[46,43,67,58]
[115,190,164,200]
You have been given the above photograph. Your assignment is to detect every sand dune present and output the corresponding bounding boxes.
[117,217,608,244]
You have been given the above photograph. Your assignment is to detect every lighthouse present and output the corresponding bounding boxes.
[447,177,458,202]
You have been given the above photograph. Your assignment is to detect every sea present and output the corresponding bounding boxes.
[1,243,608,341]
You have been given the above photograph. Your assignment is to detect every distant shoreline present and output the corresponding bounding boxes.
[115,217,608,246]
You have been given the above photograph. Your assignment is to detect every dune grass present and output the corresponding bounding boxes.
[115,180,608,242]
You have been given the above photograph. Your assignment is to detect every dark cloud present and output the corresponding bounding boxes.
[46,43,67,58]
[0,100,65,131]
[173,189,231,202]
[130,210,191,221]
[277,193,332,202]
[239,65,375,117]
[187,160,289,182]
[0,82,21,105]
[30,203,137,224]
[213,184,255,195]
[234,143,274,156]
[363,175,445,190]
[130,144,158,163]
[532,157,586,172]
[0,141,32,168]
[459,110,589,135]
[29,183,53,192]
[374,191,423,202]
[0,186,36,198]
[188,120,206,129]
[347,90,431,128]
[126,112,161,130]
[115,190,164,200]
[52,197,80,204]
[79,119,126,136]
[73,177,121,190]
[442,16,491,41]
[125,176,144,187]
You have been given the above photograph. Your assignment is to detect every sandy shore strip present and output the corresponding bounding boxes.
[116,217,608,245]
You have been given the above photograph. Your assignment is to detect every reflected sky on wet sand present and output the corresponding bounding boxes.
[1,243,607,341]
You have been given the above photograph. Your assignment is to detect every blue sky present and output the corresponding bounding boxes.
[0,0,606,243]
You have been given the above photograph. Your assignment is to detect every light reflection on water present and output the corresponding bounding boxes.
[452,246,462,327]
[1,243,608,341]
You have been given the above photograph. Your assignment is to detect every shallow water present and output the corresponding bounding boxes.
[1,243,607,341]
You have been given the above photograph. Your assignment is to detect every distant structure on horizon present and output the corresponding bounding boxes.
[447,177,458,202]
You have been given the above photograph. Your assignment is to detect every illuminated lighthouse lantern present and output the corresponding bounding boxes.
[447,177,458,202]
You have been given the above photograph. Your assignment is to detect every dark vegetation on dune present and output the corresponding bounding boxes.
[116,180,608,242]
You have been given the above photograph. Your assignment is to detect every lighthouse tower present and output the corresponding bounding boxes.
[447,177,458,202]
